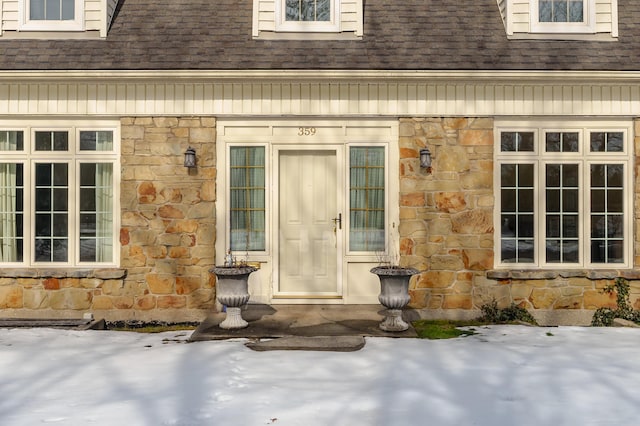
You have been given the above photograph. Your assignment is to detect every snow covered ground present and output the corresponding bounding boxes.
[0,325,638,426]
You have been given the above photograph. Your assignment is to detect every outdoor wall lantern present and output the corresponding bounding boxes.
[184,147,197,168]
[419,147,432,171]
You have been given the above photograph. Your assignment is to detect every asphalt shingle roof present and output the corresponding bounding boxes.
[1,0,638,71]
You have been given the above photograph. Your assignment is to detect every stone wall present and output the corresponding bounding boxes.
[116,117,217,321]
[399,117,640,325]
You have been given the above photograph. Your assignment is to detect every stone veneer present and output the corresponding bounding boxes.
[399,117,640,325]
[0,117,217,321]
[116,117,217,321]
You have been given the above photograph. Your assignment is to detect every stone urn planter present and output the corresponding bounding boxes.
[370,266,419,332]
[210,266,257,329]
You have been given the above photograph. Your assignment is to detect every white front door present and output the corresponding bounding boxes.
[276,148,343,298]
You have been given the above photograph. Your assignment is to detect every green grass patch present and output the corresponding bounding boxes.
[106,321,198,333]
[412,320,479,340]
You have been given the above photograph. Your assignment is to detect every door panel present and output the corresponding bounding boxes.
[278,150,339,296]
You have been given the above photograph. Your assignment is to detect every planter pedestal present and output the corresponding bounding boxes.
[210,266,257,329]
[370,267,419,332]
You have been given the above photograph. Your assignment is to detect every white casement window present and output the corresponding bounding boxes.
[19,0,84,31]
[0,125,119,266]
[530,0,596,33]
[276,0,340,32]
[495,121,632,269]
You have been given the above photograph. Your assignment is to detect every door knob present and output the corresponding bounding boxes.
[332,213,342,230]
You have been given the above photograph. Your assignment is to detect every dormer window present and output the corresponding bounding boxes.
[531,0,595,34]
[539,0,583,23]
[19,0,84,31]
[276,0,340,32]
[29,0,75,21]
[285,0,331,22]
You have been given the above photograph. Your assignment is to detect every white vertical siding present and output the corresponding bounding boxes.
[0,79,639,117]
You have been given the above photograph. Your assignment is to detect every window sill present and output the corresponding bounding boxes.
[507,32,616,41]
[1,30,102,40]
[0,268,126,279]
[487,269,640,280]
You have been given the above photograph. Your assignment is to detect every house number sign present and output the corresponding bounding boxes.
[298,127,317,136]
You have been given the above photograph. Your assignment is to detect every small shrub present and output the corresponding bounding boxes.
[480,299,538,325]
[591,278,640,326]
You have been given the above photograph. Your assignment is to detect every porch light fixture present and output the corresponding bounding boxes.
[184,147,197,168]
[419,148,432,170]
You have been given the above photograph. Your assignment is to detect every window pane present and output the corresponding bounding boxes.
[350,147,385,252]
[46,0,61,20]
[568,0,583,22]
[30,0,45,19]
[35,131,68,151]
[545,163,579,263]
[61,0,74,20]
[500,163,534,263]
[31,0,74,20]
[591,132,624,152]
[0,163,24,262]
[546,132,578,152]
[286,0,330,21]
[79,163,113,262]
[0,131,24,151]
[230,147,266,251]
[80,131,114,151]
[590,164,625,264]
[34,162,68,262]
[553,0,567,22]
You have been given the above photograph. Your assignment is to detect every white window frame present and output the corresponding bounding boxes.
[0,121,120,268]
[275,0,341,32]
[494,119,632,269]
[530,0,596,33]
[345,142,389,257]
[225,142,270,258]
[18,0,84,32]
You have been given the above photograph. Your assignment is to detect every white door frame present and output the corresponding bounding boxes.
[215,119,400,305]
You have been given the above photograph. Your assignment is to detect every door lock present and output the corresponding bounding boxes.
[332,213,342,230]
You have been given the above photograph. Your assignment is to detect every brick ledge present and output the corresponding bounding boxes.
[487,269,640,280]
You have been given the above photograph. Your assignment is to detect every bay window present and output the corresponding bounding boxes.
[496,121,631,268]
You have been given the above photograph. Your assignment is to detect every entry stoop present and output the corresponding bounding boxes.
[189,304,418,351]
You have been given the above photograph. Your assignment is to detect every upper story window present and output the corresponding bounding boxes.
[30,0,75,20]
[253,0,362,39]
[538,0,583,23]
[286,0,331,22]
[530,0,595,34]
[19,0,84,31]
[500,0,616,39]
[277,0,340,32]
